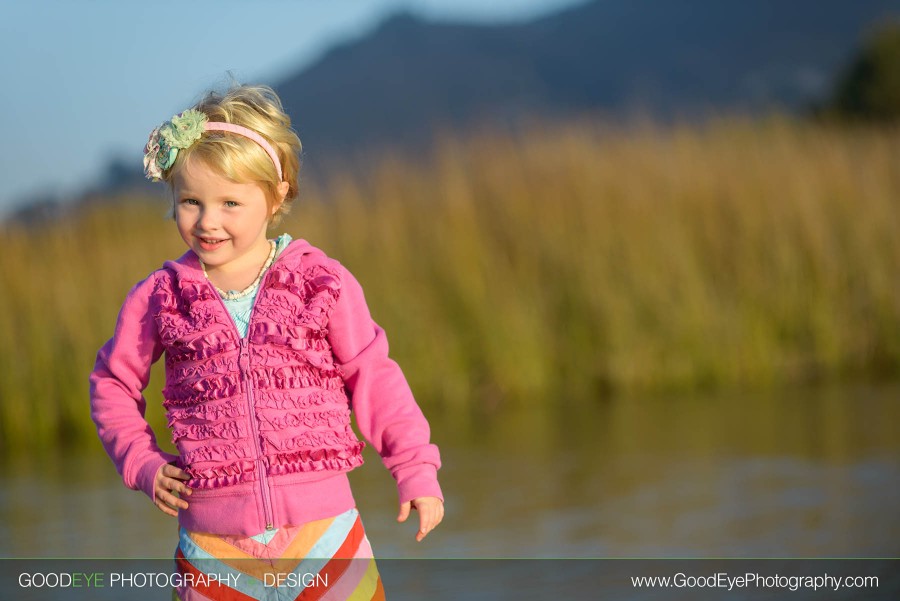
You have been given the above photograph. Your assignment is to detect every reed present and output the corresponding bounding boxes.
[1,114,898,450]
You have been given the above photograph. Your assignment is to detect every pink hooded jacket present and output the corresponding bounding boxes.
[89,238,442,536]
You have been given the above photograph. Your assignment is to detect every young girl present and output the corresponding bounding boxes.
[89,84,443,600]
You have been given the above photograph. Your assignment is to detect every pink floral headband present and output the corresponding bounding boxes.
[143,108,283,182]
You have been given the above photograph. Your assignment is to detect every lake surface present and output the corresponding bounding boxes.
[2,382,898,598]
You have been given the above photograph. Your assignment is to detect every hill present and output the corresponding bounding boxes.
[8,0,898,221]
[276,0,899,162]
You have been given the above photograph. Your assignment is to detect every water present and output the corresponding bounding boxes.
[1,383,898,598]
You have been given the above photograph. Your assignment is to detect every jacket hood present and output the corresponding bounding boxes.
[162,237,326,279]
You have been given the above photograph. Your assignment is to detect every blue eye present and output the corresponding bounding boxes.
[224,201,240,208]
[180,198,199,205]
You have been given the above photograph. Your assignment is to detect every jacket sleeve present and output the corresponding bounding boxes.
[89,274,178,502]
[326,262,444,504]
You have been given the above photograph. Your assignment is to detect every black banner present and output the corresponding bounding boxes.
[1,558,897,600]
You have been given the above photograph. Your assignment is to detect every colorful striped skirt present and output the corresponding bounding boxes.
[173,508,385,601]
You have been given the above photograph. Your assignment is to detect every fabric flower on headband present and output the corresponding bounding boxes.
[143,108,208,181]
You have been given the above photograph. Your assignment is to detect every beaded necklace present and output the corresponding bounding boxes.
[201,239,277,300]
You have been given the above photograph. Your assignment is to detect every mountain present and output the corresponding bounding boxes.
[275,0,899,164]
[9,0,898,223]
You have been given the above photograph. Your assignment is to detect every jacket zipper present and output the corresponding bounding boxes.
[238,337,275,530]
[203,254,284,531]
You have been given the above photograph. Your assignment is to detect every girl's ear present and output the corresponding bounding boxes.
[273,181,290,215]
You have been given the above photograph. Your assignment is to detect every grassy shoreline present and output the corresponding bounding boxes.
[1,114,898,450]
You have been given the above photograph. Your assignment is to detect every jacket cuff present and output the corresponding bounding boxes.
[395,464,444,505]
[135,452,180,502]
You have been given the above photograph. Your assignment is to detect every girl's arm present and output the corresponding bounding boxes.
[89,274,179,502]
[326,263,444,506]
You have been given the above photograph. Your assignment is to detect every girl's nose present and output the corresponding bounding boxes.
[197,208,220,230]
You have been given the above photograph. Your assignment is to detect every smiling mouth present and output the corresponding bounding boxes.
[197,237,228,250]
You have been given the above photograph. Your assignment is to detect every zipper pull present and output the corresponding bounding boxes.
[238,338,250,371]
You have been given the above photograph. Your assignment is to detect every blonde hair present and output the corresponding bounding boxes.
[163,84,302,226]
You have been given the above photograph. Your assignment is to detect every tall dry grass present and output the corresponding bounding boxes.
[1,114,898,450]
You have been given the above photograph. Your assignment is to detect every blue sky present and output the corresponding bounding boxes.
[0,0,584,218]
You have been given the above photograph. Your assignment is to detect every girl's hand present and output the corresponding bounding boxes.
[153,462,192,517]
[397,496,444,542]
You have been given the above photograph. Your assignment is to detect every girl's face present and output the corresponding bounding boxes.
[172,156,280,276]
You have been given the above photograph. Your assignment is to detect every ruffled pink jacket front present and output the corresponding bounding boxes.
[89,239,442,535]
